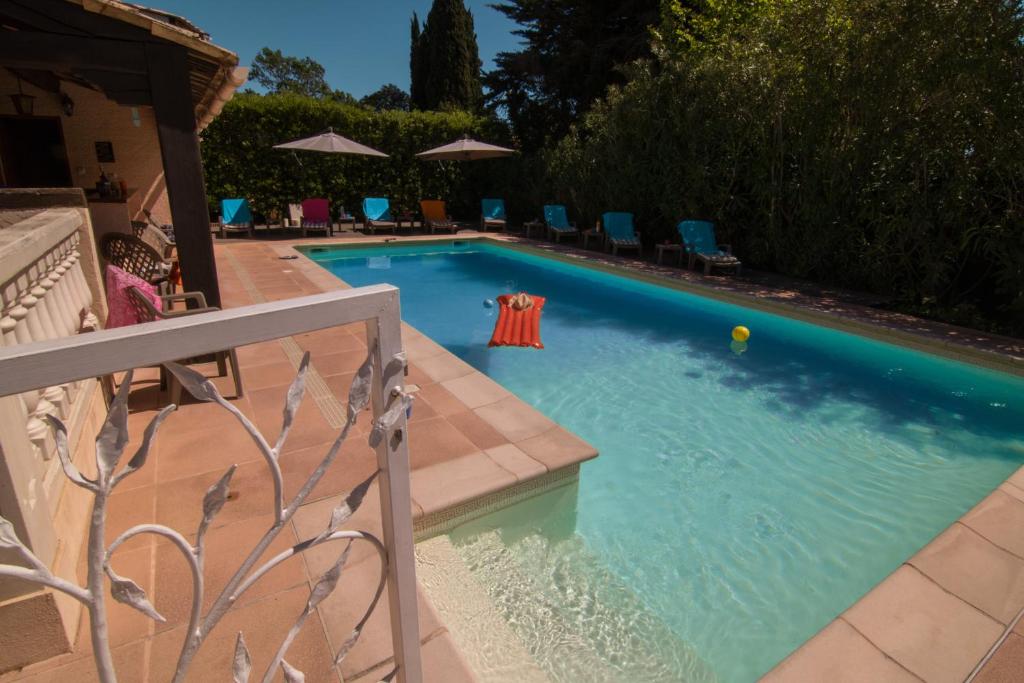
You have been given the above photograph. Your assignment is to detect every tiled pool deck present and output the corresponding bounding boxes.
[4,229,1022,681]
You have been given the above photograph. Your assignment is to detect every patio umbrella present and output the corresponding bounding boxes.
[415,135,515,161]
[273,127,388,157]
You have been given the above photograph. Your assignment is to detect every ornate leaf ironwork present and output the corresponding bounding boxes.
[118,405,176,483]
[108,571,165,622]
[0,516,22,550]
[333,627,363,666]
[43,414,96,490]
[308,542,352,611]
[164,361,220,403]
[274,353,311,455]
[198,466,236,541]
[280,660,305,683]
[95,370,133,482]
[347,354,373,421]
[232,632,252,683]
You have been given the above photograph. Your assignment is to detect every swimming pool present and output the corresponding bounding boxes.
[305,241,1024,682]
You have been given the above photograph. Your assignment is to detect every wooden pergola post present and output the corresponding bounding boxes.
[146,43,221,308]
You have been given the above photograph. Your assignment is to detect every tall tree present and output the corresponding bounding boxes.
[410,12,428,109]
[361,84,411,111]
[409,0,483,111]
[484,0,660,149]
[249,47,357,103]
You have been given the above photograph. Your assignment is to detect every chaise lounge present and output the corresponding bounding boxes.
[678,220,742,275]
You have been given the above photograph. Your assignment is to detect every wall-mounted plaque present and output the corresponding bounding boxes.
[94,141,115,163]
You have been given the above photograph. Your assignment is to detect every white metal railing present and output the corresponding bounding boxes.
[0,286,423,682]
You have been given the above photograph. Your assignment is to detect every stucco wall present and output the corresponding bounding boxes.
[0,71,173,224]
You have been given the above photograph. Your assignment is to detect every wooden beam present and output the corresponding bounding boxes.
[0,31,146,74]
[0,0,152,41]
[146,42,220,308]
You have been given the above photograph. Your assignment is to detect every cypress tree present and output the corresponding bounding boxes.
[409,0,483,111]
[409,12,428,110]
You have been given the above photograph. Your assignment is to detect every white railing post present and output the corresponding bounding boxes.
[366,293,423,683]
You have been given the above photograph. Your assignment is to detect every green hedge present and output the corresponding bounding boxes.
[200,92,520,222]
[550,0,1024,331]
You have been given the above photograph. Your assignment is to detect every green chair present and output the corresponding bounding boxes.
[543,204,579,243]
[481,198,507,231]
[218,198,254,239]
[677,220,742,275]
[601,212,641,256]
[362,197,397,234]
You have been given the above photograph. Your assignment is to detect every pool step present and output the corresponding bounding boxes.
[418,503,718,682]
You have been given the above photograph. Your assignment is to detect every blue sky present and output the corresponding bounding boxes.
[153,0,522,98]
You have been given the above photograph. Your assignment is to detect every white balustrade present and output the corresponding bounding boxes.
[0,208,99,460]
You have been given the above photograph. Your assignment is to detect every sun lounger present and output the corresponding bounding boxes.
[300,198,331,237]
[543,204,579,243]
[601,212,641,256]
[362,197,397,234]
[677,220,742,274]
[481,198,507,231]
[421,200,456,233]
[218,198,255,239]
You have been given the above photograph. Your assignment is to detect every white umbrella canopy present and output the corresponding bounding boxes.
[273,127,388,157]
[416,135,516,161]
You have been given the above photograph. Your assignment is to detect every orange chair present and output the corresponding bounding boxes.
[420,200,456,233]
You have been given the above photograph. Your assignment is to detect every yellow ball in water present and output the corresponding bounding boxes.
[732,326,751,343]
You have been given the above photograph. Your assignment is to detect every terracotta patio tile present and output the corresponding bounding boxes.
[242,360,302,392]
[310,351,367,377]
[315,554,442,680]
[153,514,305,632]
[515,426,598,471]
[279,437,379,504]
[1007,466,1024,491]
[106,484,156,552]
[405,363,433,389]
[405,417,479,469]
[156,421,265,483]
[842,565,1003,682]
[474,396,557,443]
[910,523,1024,623]
[446,410,509,451]
[962,489,1024,559]
[411,453,516,515]
[415,383,465,417]
[413,352,475,383]
[440,373,510,409]
[294,329,365,357]
[402,334,447,362]
[484,443,546,481]
[148,585,337,683]
[155,460,273,532]
[350,631,476,683]
[763,619,918,682]
[291,482,386,573]
[999,481,1024,504]
[235,341,290,368]
[406,395,439,423]
[975,633,1024,683]
[248,385,341,454]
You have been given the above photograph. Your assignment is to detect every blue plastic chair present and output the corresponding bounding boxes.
[219,198,254,238]
[543,204,578,243]
[481,198,507,231]
[677,220,742,274]
[601,212,640,256]
[362,197,397,234]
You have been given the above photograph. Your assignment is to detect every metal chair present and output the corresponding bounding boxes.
[100,232,170,291]
[126,286,244,402]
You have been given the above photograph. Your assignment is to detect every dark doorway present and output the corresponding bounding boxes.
[0,116,72,188]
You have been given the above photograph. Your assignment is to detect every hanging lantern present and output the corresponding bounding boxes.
[10,77,35,116]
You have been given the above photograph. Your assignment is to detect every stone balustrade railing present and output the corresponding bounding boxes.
[0,209,98,463]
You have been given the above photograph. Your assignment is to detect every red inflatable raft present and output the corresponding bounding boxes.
[488,293,545,349]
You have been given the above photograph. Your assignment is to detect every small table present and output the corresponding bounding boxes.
[656,243,684,265]
[522,220,545,238]
[582,229,604,250]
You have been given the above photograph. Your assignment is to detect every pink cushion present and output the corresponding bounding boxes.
[301,198,330,223]
[105,265,161,328]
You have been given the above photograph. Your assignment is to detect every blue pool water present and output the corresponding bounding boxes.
[306,242,1024,682]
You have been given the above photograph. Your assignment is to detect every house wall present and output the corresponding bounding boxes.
[0,71,173,224]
